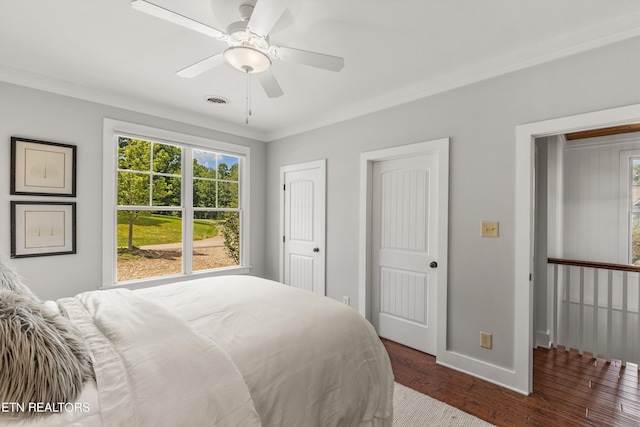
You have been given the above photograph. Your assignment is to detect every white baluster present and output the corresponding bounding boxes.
[553,264,558,349]
[621,272,628,367]
[592,270,599,359]
[607,270,613,362]
[578,267,584,356]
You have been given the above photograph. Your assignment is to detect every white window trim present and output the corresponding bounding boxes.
[102,118,250,289]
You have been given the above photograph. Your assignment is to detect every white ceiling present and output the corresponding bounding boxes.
[1,0,640,141]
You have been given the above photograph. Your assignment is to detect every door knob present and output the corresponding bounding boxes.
[430,261,438,268]
[313,247,320,253]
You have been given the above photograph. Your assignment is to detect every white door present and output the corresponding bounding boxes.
[280,160,326,294]
[371,153,439,354]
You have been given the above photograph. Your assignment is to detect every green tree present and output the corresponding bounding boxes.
[218,163,239,208]
[117,138,182,249]
[193,157,217,209]
[221,212,240,264]
[219,162,239,262]
[152,144,182,208]
[118,138,151,250]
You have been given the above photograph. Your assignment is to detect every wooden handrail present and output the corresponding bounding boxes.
[548,258,640,273]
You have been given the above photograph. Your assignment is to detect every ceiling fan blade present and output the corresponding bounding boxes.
[248,0,290,37]
[256,69,284,98]
[176,53,224,78]
[131,0,226,40]
[270,45,344,72]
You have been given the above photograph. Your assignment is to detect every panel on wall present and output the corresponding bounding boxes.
[288,254,314,292]
[380,170,428,252]
[379,267,428,325]
[562,134,640,264]
[289,179,314,242]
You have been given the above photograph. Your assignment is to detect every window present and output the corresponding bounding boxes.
[103,120,250,287]
[622,148,640,266]
[630,157,640,265]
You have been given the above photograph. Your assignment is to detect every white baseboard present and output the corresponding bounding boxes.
[535,330,551,349]
[436,350,527,395]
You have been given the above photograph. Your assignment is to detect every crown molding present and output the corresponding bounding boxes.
[0,65,267,142]
[265,11,640,141]
[3,8,639,144]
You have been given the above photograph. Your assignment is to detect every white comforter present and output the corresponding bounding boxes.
[3,276,393,426]
[136,276,394,426]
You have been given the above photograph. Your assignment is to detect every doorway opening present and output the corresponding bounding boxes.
[515,104,640,394]
[533,127,640,384]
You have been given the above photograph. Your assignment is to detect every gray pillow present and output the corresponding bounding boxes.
[0,290,94,419]
[0,256,39,300]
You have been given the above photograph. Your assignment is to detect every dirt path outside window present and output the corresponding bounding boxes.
[117,236,236,282]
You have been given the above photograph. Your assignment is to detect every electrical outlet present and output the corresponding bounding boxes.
[480,332,492,349]
[343,296,351,306]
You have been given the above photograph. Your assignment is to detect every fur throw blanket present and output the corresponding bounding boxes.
[0,258,93,419]
[0,257,38,299]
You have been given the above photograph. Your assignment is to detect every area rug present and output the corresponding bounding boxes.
[393,383,495,426]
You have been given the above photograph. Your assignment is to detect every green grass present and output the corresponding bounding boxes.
[117,213,218,247]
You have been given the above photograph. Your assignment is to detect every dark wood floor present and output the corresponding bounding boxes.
[383,339,640,426]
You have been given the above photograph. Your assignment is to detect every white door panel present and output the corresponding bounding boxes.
[280,160,326,294]
[287,254,315,292]
[372,153,438,354]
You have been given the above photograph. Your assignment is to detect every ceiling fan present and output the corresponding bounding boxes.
[131,0,345,100]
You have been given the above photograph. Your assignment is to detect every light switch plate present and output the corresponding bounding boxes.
[481,221,499,237]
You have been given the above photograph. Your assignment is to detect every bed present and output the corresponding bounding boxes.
[0,271,394,427]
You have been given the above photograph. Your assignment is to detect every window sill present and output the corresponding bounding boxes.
[100,265,251,291]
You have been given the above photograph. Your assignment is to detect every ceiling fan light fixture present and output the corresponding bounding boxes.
[224,46,271,73]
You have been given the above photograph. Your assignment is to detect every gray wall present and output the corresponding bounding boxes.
[1,35,638,389]
[264,36,640,372]
[563,133,640,263]
[0,82,267,300]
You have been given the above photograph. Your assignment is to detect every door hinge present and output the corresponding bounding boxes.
[529,273,532,281]
[283,236,286,243]
[283,184,286,191]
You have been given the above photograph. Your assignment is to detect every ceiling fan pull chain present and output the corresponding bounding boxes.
[245,68,250,124]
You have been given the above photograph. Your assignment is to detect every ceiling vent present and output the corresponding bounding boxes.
[205,96,230,105]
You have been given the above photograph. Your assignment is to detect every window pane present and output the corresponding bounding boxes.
[152,175,181,207]
[117,210,183,281]
[193,149,217,178]
[118,138,150,171]
[632,159,640,264]
[153,143,182,174]
[218,155,239,181]
[193,211,240,271]
[218,181,238,208]
[193,179,217,208]
[118,171,150,206]
[633,217,640,265]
